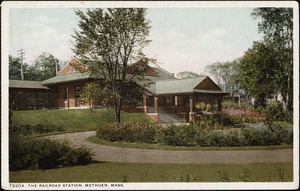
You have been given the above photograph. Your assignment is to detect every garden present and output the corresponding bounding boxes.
[95,101,293,148]
[8,101,293,182]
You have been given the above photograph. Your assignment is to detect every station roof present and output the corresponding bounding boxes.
[9,80,49,89]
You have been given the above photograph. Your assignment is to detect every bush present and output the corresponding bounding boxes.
[96,120,292,147]
[156,125,196,146]
[97,121,158,144]
[9,137,92,171]
[263,101,293,126]
[195,129,241,147]
[10,124,64,136]
[216,113,234,126]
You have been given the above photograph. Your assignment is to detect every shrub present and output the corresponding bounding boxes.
[9,137,92,171]
[216,113,234,126]
[263,101,293,126]
[239,127,292,146]
[95,120,292,147]
[97,121,157,144]
[195,102,206,111]
[10,124,64,136]
[156,125,196,146]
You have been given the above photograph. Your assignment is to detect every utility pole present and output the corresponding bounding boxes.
[56,59,58,76]
[17,49,25,80]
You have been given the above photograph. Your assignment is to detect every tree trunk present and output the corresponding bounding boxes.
[114,96,122,124]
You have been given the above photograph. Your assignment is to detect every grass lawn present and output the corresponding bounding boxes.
[11,108,152,133]
[10,162,293,182]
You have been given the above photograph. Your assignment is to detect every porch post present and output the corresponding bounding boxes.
[143,95,147,113]
[189,95,196,122]
[35,90,38,110]
[154,96,158,113]
[217,96,222,111]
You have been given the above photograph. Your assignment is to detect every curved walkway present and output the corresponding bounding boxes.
[45,131,293,164]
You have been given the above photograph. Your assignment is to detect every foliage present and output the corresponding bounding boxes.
[97,121,157,143]
[27,53,59,81]
[9,55,29,80]
[263,101,293,126]
[9,110,92,171]
[222,100,255,111]
[79,82,110,107]
[205,59,240,95]
[226,114,264,124]
[195,102,217,112]
[72,8,151,123]
[10,124,64,136]
[176,71,201,79]
[9,53,59,81]
[96,120,292,147]
[238,41,277,107]
[251,8,293,110]
[156,125,196,146]
[9,136,92,171]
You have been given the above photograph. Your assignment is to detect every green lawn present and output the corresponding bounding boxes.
[11,109,152,133]
[10,162,293,182]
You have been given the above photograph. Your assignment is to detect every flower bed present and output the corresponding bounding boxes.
[222,108,260,116]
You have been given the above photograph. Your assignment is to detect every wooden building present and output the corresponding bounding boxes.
[9,80,49,110]
[9,57,228,123]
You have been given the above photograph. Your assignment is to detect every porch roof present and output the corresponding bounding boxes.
[146,77,227,95]
[9,80,49,89]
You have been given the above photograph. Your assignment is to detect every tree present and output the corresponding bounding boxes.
[72,8,151,123]
[205,60,240,96]
[176,71,201,79]
[28,53,59,81]
[80,81,110,108]
[251,8,293,110]
[238,41,278,107]
[9,55,29,80]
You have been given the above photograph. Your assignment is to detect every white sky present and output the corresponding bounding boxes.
[9,7,263,75]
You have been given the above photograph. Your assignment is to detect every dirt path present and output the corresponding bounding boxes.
[45,131,293,164]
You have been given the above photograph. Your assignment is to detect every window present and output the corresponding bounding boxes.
[64,87,68,101]
[68,65,74,73]
[75,86,80,98]
[166,95,173,105]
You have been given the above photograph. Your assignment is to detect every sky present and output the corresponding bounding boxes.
[9,7,264,76]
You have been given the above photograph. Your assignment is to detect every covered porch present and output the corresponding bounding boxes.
[143,76,228,123]
[143,92,226,123]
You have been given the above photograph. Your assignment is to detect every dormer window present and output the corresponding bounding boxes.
[68,65,74,73]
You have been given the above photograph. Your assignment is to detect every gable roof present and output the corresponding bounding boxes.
[9,80,49,89]
[145,76,226,95]
[58,57,83,75]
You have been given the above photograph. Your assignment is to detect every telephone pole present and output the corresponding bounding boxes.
[17,49,25,80]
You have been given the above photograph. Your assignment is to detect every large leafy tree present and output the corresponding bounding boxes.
[72,8,151,123]
[251,8,293,110]
[238,41,277,107]
[205,60,240,96]
[28,52,59,81]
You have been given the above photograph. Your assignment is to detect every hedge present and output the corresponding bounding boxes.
[96,122,293,147]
